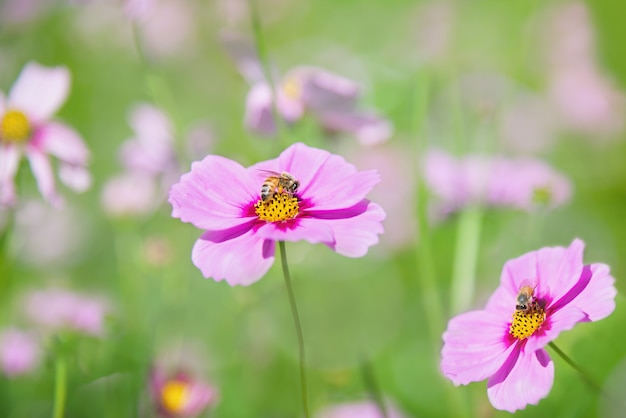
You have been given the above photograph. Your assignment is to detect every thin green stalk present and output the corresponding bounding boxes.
[360,358,387,418]
[278,241,309,418]
[547,342,603,394]
[248,0,291,150]
[52,356,67,418]
[450,206,482,315]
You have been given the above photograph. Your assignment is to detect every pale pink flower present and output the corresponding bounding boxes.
[0,62,91,208]
[0,329,40,377]
[169,142,385,286]
[424,150,572,216]
[315,400,407,418]
[24,288,110,336]
[441,239,616,412]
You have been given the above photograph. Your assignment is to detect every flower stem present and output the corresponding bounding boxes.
[548,342,609,398]
[278,241,310,418]
[450,206,482,314]
[360,358,388,418]
[52,356,67,418]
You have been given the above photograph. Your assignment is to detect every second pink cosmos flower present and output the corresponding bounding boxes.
[169,142,385,286]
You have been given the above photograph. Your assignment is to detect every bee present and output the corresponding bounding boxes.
[515,281,537,313]
[259,170,299,202]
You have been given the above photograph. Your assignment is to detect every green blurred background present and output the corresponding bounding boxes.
[1,0,626,417]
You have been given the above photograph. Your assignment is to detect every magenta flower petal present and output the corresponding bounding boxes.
[441,310,516,385]
[0,329,40,377]
[170,155,258,230]
[487,348,554,413]
[441,239,616,412]
[8,62,70,123]
[192,229,275,286]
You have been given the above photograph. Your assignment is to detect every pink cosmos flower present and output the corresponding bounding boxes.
[424,150,571,217]
[315,400,406,418]
[169,142,385,286]
[440,239,616,412]
[0,329,40,377]
[0,62,90,208]
[151,368,218,418]
[24,288,110,336]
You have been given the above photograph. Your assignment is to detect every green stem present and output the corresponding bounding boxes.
[547,342,603,394]
[360,358,387,418]
[278,241,309,418]
[450,206,482,314]
[52,356,67,418]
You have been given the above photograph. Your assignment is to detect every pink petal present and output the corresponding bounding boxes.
[493,239,585,311]
[487,348,554,413]
[254,217,335,244]
[8,62,70,123]
[169,155,259,230]
[35,122,89,165]
[441,310,516,385]
[524,305,587,353]
[0,144,21,207]
[26,147,62,207]
[129,103,172,144]
[315,201,386,257]
[182,380,219,415]
[58,164,92,192]
[191,229,275,286]
[244,82,277,136]
[562,262,616,322]
[0,329,40,376]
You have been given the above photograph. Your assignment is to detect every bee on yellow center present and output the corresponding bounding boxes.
[510,282,546,340]
[255,171,300,223]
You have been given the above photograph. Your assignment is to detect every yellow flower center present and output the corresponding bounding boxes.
[281,77,302,100]
[509,307,546,340]
[0,110,31,143]
[254,192,299,222]
[161,380,190,413]
[532,186,552,206]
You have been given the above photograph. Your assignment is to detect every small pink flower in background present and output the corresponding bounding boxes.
[169,142,385,286]
[0,62,91,208]
[24,288,110,336]
[101,103,182,218]
[151,368,218,418]
[440,239,616,412]
[424,150,572,217]
[0,329,40,377]
[541,1,625,137]
[315,399,407,418]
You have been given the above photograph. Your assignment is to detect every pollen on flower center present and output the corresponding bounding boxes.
[254,192,299,222]
[161,380,190,413]
[281,77,302,100]
[0,110,31,143]
[509,307,546,340]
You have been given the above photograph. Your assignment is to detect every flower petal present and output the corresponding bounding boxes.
[441,310,516,386]
[0,144,21,207]
[315,201,386,257]
[34,122,90,165]
[169,155,259,230]
[244,82,277,136]
[554,262,616,322]
[26,147,62,207]
[254,217,335,244]
[487,348,554,413]
[58,164,92,192]
[191,228,275,286]
[524,305,587,353]
[8,62,70,123]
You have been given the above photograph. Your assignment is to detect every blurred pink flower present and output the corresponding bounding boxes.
[101,104,180,218]
[169,142,385,286]
[222,38,393,145]
[315,400,407,418]
[441,239,616,412]
[0,329,40,377]
[151,368,218,418]
[24,288,110,336]
[424,150,572,216]
[0,62,91,208]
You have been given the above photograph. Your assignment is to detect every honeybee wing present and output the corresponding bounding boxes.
[519,279,537,290]
[256,169,283,178]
